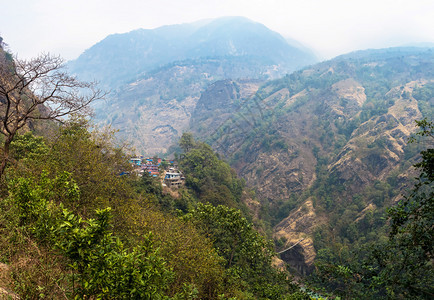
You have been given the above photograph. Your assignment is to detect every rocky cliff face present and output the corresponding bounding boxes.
[273,199,323,275]
[95,63,204,154]
[329,81,424,192]
[95,63,266,154]
[190,79,263,141]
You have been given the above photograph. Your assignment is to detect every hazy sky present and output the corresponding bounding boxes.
[1,0,433,61]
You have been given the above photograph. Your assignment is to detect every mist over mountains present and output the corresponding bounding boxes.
[68,16,317,89]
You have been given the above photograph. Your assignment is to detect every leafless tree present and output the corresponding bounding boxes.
[0,51,106,179]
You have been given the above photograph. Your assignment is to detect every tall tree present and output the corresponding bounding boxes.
[0,47,105,179]
[179,132,195,153]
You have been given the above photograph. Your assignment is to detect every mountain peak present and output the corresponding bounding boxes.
[68,17,318,88]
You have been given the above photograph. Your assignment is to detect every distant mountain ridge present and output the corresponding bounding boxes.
[68,16,318,89]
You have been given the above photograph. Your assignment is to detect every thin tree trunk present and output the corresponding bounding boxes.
[0,138,12,181]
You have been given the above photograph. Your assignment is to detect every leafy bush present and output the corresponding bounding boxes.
[184,203,305,299]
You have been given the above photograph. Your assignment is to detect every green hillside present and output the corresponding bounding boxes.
[0,37,319,298]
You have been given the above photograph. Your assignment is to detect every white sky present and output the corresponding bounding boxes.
[1,0,433,61]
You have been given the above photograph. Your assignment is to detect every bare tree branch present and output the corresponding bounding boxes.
[0,50,107,179]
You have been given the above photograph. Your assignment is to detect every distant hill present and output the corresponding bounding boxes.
[188,47,434,273]
[68,16,317,89]
[70,17,318,154]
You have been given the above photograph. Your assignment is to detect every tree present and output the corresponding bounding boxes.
[0,49,105,179]
[179,132,195,153]
[178,138,245,209]
[184,203,305,299]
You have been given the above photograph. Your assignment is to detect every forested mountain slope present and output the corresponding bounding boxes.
[189,47,434,273]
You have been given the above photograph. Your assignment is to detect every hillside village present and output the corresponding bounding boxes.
[129,156,185,189]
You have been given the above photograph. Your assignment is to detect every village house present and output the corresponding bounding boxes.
[142,164,159,177]
[129,157,142,166]
[163,168,185,188]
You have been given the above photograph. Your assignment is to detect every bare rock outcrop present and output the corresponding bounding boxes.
[329,81,424,193]
[273,199,324,275]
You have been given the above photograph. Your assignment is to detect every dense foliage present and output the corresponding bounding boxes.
[184,203,304,299]
[178,133,245,210]
[0,119,308,299]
